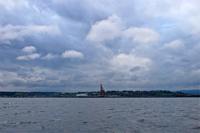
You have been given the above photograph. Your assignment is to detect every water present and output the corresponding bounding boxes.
[0,98,199,133]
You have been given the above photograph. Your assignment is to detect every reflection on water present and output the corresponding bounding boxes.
[0,98,199,133]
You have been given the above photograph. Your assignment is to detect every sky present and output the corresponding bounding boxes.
[0,0,200,92]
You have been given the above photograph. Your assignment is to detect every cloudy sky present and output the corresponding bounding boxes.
[0,0,200,91]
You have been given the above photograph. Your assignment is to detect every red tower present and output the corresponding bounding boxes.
[100,84,106,97]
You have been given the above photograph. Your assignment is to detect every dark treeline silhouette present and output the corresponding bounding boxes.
[0,90,199,98]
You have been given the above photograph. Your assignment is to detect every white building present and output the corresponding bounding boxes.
[76,93,88,97]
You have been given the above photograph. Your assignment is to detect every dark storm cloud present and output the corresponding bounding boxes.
[0,0,200,91]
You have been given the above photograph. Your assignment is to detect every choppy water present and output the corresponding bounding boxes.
[0,98,199,133]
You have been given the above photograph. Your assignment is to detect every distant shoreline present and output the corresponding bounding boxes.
[0,95,199,98]
[0,90,199,98]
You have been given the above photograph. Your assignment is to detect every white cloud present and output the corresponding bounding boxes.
[123,27,160,44]
[17,46,40,61]
[166,1,200,34]
[0,24,60,44]
[110,53,152,73]
[22,46,36,53]
[86,15,159,46]
[136,0,200,34]
[17,48,83,61]
[42,53,58,60]
[16,53,40,60]
[86,15,123,44]
[0,70,26,87]
[0,0,28,10]
[62,50,84,59]
[164,39,185,49]
[0,66,68,89]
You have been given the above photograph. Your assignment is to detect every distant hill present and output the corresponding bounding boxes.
[177,89,200,95]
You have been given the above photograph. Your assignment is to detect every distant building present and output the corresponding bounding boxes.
[100,84,106,97]
[76,93,88,97]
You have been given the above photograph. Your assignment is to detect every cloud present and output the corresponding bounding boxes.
[62,50,84,59]
[86,15,159,46]
[0,0,28,10]
[42,53,58,60]
[0,24,60,44]
[0,66,69,91]
[0,0,200,91]
[164,39,185,49]
[16,46,40,61]
[16,53,41,61]
[110,53,152,73]
[22,46,36,53]
[86,15,123,44]
[135,0,200,34]
[17,47,84,61]
[123,27,160,44]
